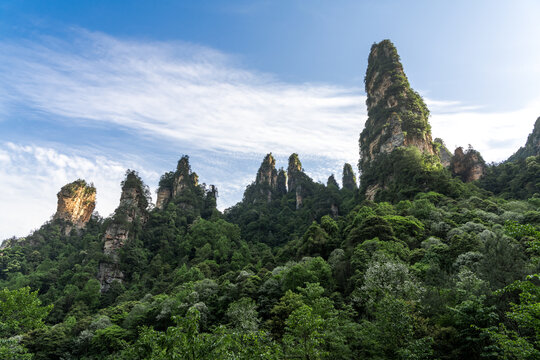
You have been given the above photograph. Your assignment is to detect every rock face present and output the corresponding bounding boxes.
[359,40,436,172]
[451,146,486,182]
[256,153,279,202]
[287,153,303,192]
[508,117,540,162]
[434,138,453,168]
[287,154,305,209]
[53,180,96,230]
[155,188,171,209]
[155,156,202,210]
[98,171,149,292]
[256,154,278,189]
[342,163,357,190]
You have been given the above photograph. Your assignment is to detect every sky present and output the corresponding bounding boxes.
[0,0,539,239]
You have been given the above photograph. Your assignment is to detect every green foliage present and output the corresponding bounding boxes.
[0,338,33,360]
[488,275,540,359]
[360,147,468,202]
[0,287,52,337]
[2,144,540,360]
[479,155,540,199]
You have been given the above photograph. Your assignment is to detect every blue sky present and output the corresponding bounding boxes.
[0,0,539,239]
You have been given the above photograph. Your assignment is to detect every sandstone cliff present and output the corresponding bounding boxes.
[155,156,205,210]
[53,179,96,231]
[98,170,149,292]
[450,146,486,182]
[287,153,306,209]
[359,40,436,172]
[256,153,278,189]
[255,153,279,202]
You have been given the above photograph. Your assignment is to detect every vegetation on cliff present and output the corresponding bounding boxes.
[0,41,539,360]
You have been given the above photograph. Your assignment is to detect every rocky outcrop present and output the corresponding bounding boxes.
[155,187,172,209]
[287,154,305,209]
[508,117,540,162]
[342,163,357,190]
[256,154,279,202]
[451,146,486,182]
[359,40,436,172]
[287,153,303,192]
[155,156,206,210]
[434,138,452,168]
[98,170,149,292]
[327,174,339,188]
[173,156,198,196]
[53,180,96,231]
[256,154,278,188]
[365,183,382,201]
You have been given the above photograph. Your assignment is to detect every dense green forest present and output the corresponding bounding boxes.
[1,40,539,359]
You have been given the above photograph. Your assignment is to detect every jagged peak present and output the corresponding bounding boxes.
[287,153,302,173]
[450,145,486,182]
[156,155,216,209]
[256,153,278,188]
[117,170,150,219]
[359,39,436,180]
[53,179,96,229]
[287,153,304,193]
[176,155,191,175]
[327,174,339,189]
[342,163,357,190]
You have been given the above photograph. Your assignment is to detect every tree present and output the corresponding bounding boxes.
[488,275,540,359]
[0,287,52,337]
[283,305,326,360]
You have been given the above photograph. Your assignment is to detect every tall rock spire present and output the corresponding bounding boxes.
[359,40,436,172]
[98,170,149,292]
[342,163,357,190]
[253,153,279,202]
[156,155,204,210]
[256,153,278,189]
[287,153,303,193]
[287,153,305,209]
[53,179,96,231]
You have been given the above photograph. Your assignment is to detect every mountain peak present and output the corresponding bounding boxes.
[53,179,96,230]
[359,40,436,172]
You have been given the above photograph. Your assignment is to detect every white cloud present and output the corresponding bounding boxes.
[0,142,159,240]
[1,29,536,166]
[0,30,365,162]
[427,98,539,162]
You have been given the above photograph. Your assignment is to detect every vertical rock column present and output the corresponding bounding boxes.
[53,179,96,234]
[98,171,149,292]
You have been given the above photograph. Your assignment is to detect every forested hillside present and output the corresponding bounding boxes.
[1,40,539,360]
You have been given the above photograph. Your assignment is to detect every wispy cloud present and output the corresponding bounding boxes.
[0,29,365,161]
[1,29,536,165]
